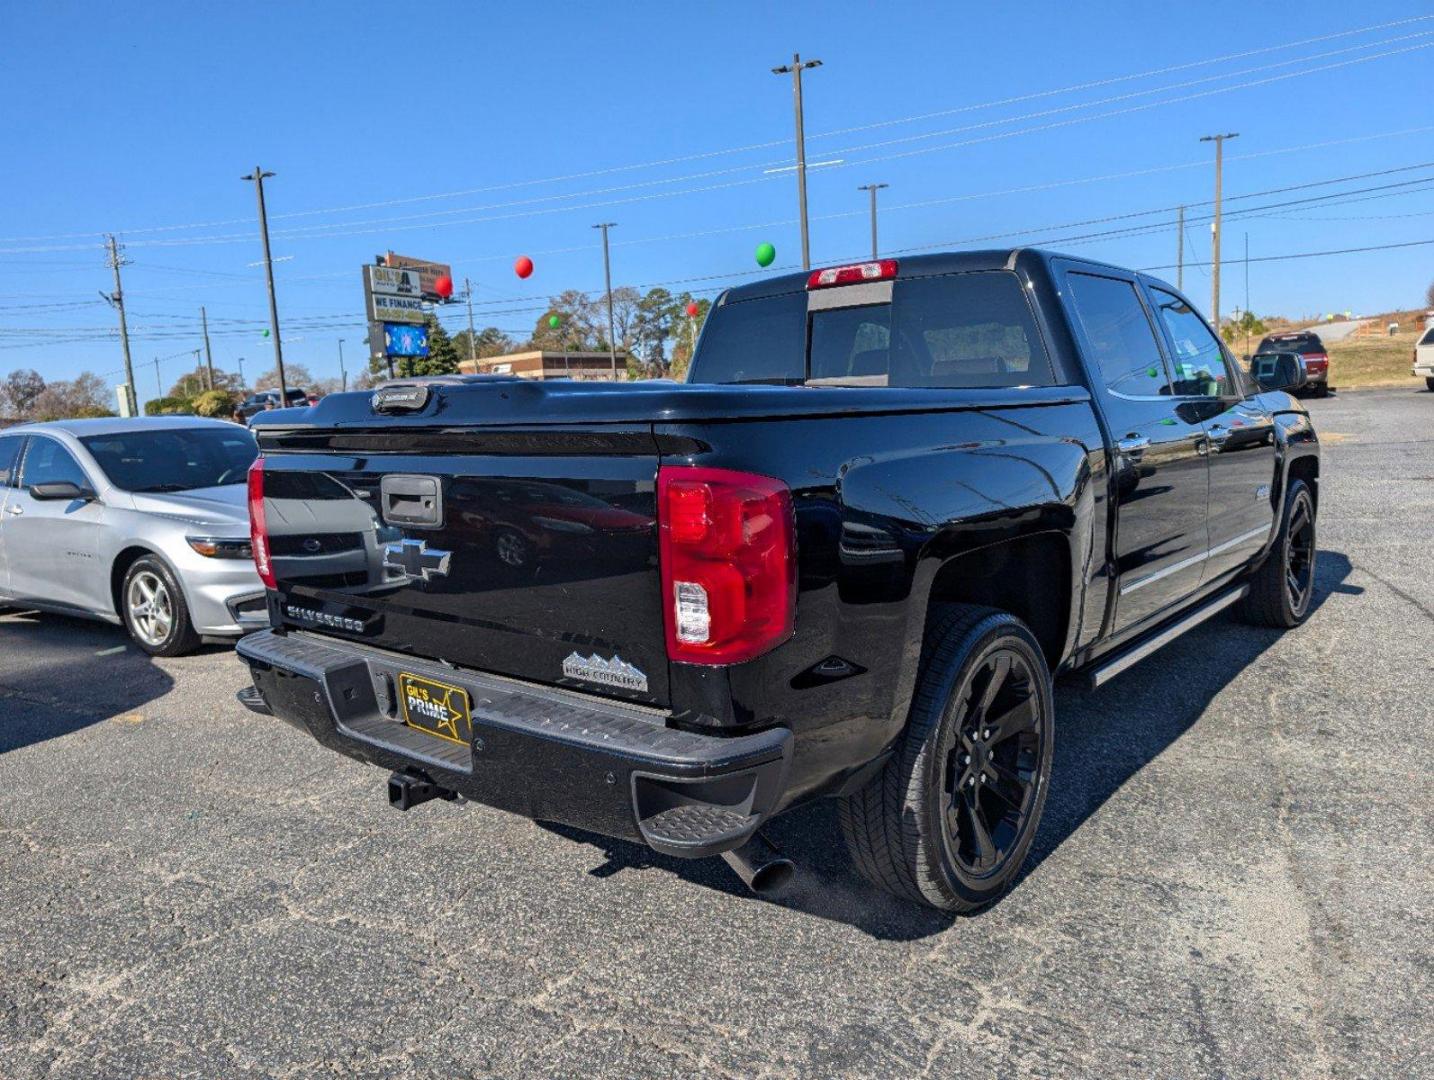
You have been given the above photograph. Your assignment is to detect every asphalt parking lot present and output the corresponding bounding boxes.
[1,387,1430,1079]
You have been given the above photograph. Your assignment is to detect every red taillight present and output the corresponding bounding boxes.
[247,459,275,589]
[806,259,898,289]
[657,465,796,665]
[1303,353,1329,371]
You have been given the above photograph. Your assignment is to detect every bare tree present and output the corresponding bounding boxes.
[30,372,112,420]
[1425,278,1434,310]
[3,369,45,417]
[255,362,314,391]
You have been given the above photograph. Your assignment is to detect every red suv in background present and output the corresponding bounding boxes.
[1256,331,1329,397]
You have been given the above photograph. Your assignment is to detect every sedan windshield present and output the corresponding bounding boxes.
[80,427,258,492]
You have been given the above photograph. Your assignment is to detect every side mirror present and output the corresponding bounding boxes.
[29,481,96,502]
[1250,354,1306,393]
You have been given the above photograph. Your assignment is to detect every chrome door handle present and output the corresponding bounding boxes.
[4,505,21,515]
[1116,436,1150,454]
[1206,425,1232,448]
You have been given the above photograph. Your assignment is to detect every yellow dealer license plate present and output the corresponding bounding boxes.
[396,672,472,745]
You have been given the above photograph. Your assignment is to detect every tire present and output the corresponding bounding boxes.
[1313,383,1330,398]
[1241,478,1317,629]
[121,556,201,657]
[1425,377,1434,393]
[839,604,1055,912]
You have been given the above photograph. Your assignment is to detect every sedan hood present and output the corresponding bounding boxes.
[129,484,249,529]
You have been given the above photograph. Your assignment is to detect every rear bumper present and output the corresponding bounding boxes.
[235,630,791,858]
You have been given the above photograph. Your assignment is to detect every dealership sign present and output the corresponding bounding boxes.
[367,265,423,297]
[371,293,426,324]
[382,252,452,300]
[384,322,429,357]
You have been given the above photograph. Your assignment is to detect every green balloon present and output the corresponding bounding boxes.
[262,328,270,337]
[548,314,561,329]
[755,242,776,268]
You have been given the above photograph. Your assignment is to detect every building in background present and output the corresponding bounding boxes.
[457,350,630,381]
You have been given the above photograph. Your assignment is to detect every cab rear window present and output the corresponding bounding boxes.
[690,271,1053,388]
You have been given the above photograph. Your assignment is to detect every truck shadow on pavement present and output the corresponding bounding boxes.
[0,611,177,754]
[542,550,1359,940]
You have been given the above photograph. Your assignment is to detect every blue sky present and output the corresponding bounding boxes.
[2,1,1431,402]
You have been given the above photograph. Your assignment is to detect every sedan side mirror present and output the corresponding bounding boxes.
[29,481,97,502]
[1250,353,1306,393]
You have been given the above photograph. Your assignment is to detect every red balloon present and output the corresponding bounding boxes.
[434,275,454,299]
[684,301,699,318]
[514,255,534,279]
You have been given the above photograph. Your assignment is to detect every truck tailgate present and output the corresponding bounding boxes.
[256,434,667,706]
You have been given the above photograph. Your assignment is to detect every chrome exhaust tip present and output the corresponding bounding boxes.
[720,832,795,896]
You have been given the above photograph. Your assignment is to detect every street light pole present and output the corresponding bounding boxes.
[236,356,245,390]
[241,166,288,401]
[772,53,823,270]
[857,183,888,260]
[1199,133,1238,328]
[337,339,346,392]
[593,222,619,378]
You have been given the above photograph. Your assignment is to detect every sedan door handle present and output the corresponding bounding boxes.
[4,504,21,515]
[1206,425,1232,448]
[1116,436,1150,454]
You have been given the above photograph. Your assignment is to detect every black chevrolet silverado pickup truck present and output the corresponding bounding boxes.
[238,249,1319,911]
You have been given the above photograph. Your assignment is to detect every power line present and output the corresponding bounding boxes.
[1139,236,1434,272]
[0,22,1422,252]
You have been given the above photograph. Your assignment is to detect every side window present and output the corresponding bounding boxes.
[1148,287,1238,397]
[0,437,21,487]
[1065,273,1172,397]
[20,437,89,489]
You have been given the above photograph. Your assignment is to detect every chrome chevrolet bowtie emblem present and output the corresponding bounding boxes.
[383,539,451,583]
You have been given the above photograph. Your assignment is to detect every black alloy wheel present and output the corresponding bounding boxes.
[939,649,1044,885]
[1283,487,1316,620]
[840,604,1054,912]
[1241,477,1317,629]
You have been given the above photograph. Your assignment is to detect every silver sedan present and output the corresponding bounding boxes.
[0,417,266,655]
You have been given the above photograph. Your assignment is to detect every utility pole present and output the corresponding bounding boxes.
[236,356,246,390]
[1199,133,1238,328]
[1244,232,1251,357]
[1244,232,1250,315]
[337,339,346,392]
[200,306,215,390]
[191,350,202,395]
[102,235,138,417]
[1176,206,1185,292]
[858,183,888,260]
[241,166,288,400]
[152,357,162,399]
[772,53,823,270]
[593,223,619,378]
[464,276,477,363]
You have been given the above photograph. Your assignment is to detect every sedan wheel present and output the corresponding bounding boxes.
[127,570,173,647]
[121,556,201,656]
